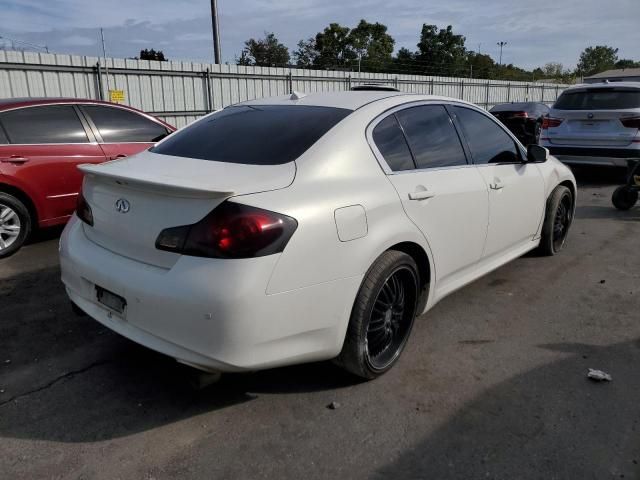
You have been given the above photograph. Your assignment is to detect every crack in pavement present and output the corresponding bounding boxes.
[0,360,110,408]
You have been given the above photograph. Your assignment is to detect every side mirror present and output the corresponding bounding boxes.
[527,144,549,163]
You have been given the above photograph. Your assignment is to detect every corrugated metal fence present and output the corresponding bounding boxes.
[0,50,568,128]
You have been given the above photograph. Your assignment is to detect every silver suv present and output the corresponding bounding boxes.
[541,82,640,167]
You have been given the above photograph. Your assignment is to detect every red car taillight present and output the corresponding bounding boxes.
[542,117,563,129]
[76,189,94,226]
[620,116,640,129]
[156,201,298,259]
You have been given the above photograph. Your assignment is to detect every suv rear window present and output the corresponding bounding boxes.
[554,89,640,110]
[152,105,351,165]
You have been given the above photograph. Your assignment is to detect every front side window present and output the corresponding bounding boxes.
[0,124,7,144]
[395,105,467,169]
[452,106,521,164]
[371,115,415,171]
[83,105,168,143]
[0,105,89,144]
[152,105,351,165]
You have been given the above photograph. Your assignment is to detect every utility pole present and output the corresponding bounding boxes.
[497,41,507,66]
[100,28,110,93]
[210,0,222,64]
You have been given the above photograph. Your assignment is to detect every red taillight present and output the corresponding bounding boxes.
[76,189,94,226]
[156,202,298,259]
[620,116,640,129]
[542,117,563,129]
[510,111,529,118]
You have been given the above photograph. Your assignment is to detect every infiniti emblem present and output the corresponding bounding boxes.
[115,198,131,214]
[587,112,594,119]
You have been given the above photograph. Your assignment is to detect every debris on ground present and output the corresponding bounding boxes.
[327,401,341,410]
[599,279,606,284]
[587,368,612,382]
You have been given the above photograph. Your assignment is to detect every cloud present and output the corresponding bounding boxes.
[1,0,638,69]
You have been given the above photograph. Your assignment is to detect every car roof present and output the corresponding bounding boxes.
[563,81,640,92]
[237,91,467,111]
[0,97,142,111]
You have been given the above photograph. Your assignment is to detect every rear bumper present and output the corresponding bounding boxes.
[544,146,640,168]
[60,217,361,372]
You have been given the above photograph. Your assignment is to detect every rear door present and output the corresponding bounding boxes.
[0,104,106,223]
[371,104,489,287]
[80,104,171,160]
[548,88,640,147]
[451,105,545,259]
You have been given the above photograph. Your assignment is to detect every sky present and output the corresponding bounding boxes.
[1,0,638,71]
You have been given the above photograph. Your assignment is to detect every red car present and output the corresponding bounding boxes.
[0,98,175,258]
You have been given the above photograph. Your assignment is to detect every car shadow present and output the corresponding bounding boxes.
[570,164,627,188]
[0,264,361,444]
[373,340,640,480]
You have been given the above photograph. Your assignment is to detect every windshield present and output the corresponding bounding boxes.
[554,88,640,110]
[152,105,351,165]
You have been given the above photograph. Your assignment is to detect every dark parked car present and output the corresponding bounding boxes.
[490,102,550,145]
[0,98,176,258]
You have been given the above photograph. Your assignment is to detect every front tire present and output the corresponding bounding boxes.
[611,186,638,211]
[537,185,573,256]
[0,192,31,259]
[336,250,419,380]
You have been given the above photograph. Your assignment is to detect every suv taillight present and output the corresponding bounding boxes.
[542,117,563,129]
[620,117,640,129]
[76,189,94,226]
[156,201,298,259]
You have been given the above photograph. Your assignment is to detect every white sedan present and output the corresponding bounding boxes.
[60,91,576,379]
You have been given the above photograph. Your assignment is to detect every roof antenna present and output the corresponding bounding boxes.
[290,91,307,100]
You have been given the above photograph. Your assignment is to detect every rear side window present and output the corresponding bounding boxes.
[0,124,7,144]
[372,115,415,171]
[152,105,351,165]
[0,105,89,144]
[453,106,521,164]
[554,89,640,110]
[395,105,467,169]
[83,105,168,143]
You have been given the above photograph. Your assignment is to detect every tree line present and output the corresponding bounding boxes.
[235,21,639,82]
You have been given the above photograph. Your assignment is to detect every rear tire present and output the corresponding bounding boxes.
[0,192,31,259]
[335,250,419,380]
[537,185,573,256]
[611,186,638,211]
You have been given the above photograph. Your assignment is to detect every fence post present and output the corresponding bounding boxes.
[204,68,213,113]
[460,79,464,100]
[555,85,560,101]
[507,82,511,102]
[429,78,434,95]
[95,62,104,100]
[394,76,399,90]
[485,81,490,109]
[525,83,529,101]
[541,84,545,103]
[288,70,293,94]
[347,75,352,90]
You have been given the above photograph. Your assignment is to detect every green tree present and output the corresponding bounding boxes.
[348,20,395,72]
[237,32,290,67]
[293,38,318,68]
[139,49,166,61]
[416,25,467,76]
[577,45,618,76]
[313,23,355,69]
[615,59,640,69]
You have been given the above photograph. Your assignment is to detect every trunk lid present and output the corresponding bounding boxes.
[547,109,638,147]
[79,150,295,268]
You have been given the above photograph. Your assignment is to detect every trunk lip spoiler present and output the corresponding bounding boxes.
[78,163,235,199]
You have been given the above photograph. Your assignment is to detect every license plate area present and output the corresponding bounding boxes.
[96,285,126,315]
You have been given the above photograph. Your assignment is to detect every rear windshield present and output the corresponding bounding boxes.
[554,88,640,110]
[152,105,351,165]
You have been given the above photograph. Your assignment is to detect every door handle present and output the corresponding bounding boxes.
[0,155,29,164]
[490,179,505,190]
[109,154,128,160]
[408,189,436,201]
